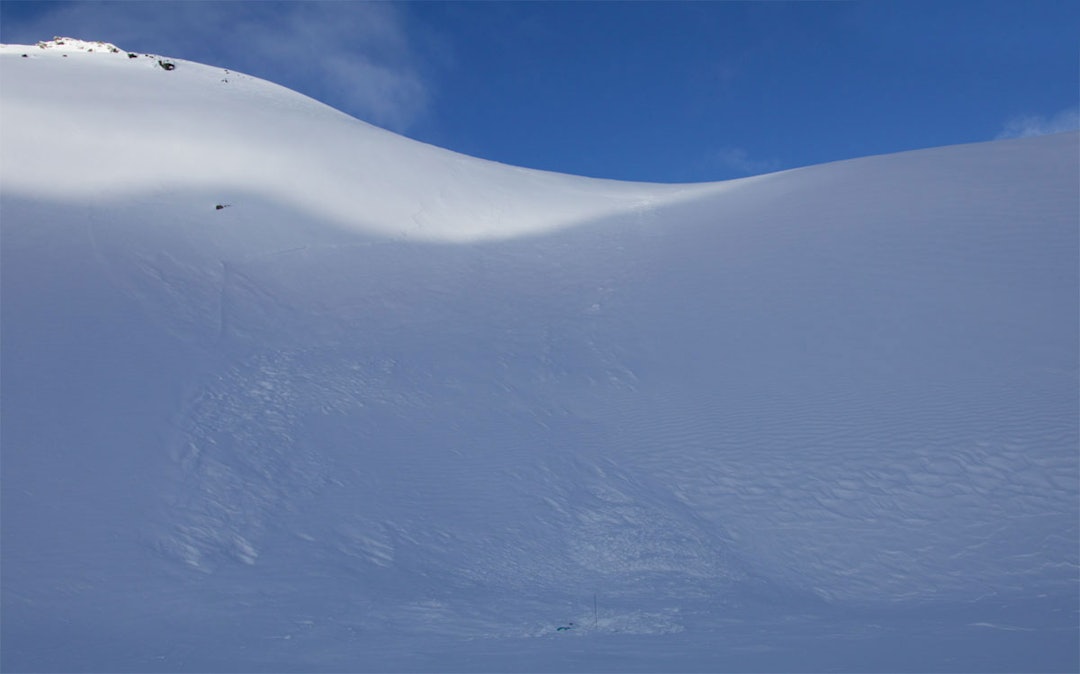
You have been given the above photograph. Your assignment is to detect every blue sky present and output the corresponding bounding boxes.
[2,1,1077,182]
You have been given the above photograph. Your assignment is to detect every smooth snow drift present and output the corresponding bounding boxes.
[2,40,1077,673]
[1,38,719,243]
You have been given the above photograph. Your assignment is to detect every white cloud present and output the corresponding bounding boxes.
[1,1,431,131]
[713,147,780,177]
[996,107,1079,140]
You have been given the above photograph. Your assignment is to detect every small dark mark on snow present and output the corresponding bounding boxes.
[128,53,138,58]
[215,204,231,211]
[158,60,176,71]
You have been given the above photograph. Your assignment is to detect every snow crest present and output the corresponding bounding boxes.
[0,40,726,243]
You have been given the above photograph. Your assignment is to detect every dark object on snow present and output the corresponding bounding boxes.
[158,60,176,71]
[21,54,27,58]
[127,52,138,58]
[215,204,231,211]
[556,622,576,632]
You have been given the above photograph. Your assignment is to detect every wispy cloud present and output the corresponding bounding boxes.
[1,1,431,131]
[712,147,780,177]
[996,107,1079,139]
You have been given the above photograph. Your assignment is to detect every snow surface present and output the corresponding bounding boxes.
[1,42,1077,672]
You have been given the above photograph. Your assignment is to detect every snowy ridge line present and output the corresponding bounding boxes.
[0,37,170,66]
[0,40,730,244]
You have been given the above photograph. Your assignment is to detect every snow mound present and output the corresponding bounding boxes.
[0,40,724,243]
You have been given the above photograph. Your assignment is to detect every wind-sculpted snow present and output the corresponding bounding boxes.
[1,43,1077,672]
[0,42,718,243]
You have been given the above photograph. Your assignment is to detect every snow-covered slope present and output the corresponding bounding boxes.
[1,38,716,243]
[2,40,1077,672]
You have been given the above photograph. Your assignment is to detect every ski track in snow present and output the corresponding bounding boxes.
[1,41,1077,671]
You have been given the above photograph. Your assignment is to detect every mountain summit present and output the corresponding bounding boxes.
[2,42,1077,672]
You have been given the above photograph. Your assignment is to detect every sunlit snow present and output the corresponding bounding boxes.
[2,40,1077,673]
[1,39,721,244]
